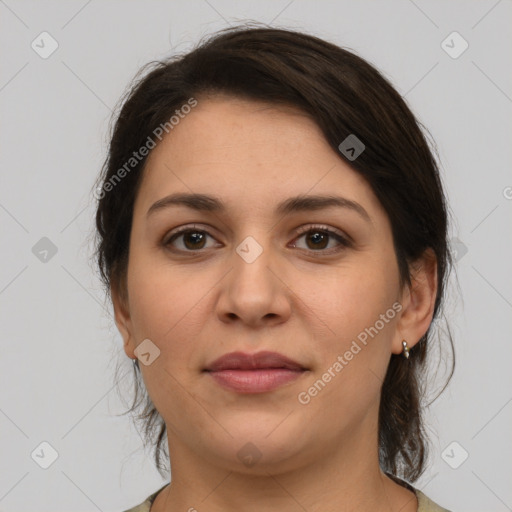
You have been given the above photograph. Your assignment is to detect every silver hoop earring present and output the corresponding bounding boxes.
[402,340,410,359]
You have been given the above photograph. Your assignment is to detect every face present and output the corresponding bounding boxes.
[112,96,433,474]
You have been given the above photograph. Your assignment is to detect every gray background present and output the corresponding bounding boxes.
[1,1,511,511]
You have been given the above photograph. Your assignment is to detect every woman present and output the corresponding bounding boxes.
[94,25,454,512]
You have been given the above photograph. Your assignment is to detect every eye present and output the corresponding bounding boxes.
[163,223,351,254]
[291,224,351,254]
[163,224,218,252]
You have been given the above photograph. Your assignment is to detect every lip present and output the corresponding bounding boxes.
[207,369,306,393]
[204,350,306,372]
[203,351,308,394]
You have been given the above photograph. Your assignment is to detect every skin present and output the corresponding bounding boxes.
[112,96,438,512]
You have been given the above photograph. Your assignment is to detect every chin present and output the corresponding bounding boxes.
[200,427,312,474]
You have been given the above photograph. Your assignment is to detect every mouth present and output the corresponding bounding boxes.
[206,368,307,393]
[203,351,309,393]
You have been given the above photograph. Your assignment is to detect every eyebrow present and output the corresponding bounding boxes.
[146,192,371,222]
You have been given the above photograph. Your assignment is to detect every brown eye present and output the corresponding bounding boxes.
[180,231,207,250]
[304,231,329,250]
[291,225,351,254]
[165,227,217,252]
[163,224,350,256]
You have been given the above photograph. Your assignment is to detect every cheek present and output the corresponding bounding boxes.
[294,259,399,399]
[294,272,398,429]
[127,263,211,427]
[302,261,398,339]
[126,257,210,358]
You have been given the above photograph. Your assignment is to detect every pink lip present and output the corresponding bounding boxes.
[207,368,305,393]
[203,350,308,393]
[204,350,306,372]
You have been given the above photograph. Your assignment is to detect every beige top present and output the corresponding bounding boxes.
[123,478,452,512]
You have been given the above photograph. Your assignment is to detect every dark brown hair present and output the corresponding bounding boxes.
[93,24,455,482]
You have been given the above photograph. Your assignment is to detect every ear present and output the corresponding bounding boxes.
[111,278,136,360]
[392,248,438,355]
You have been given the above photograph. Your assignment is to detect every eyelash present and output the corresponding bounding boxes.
[163,224,352,256]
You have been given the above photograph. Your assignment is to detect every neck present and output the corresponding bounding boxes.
[151,421,417,512]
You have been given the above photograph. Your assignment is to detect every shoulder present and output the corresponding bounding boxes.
[121,482,452,512]
[385,473,452,512]
[415,487,452,512]
[121,484,169,512]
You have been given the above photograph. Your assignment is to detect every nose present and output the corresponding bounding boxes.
[215,234,292,329]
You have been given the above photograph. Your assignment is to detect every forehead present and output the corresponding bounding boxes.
[136,96,383,220]
[148,96,329,167]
